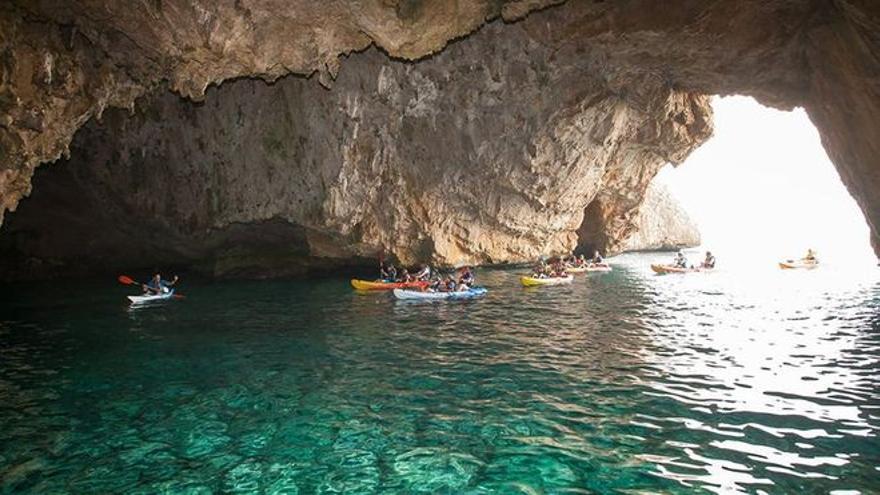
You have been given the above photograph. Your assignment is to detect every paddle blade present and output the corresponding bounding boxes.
[118,275,137,285]
[173,294,186,300]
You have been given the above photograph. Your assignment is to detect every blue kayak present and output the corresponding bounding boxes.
[392,287,487,300]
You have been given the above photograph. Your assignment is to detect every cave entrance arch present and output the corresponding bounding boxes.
[581,95,874,266]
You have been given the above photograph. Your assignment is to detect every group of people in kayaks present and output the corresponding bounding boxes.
[529,251,608,279]
[651,250,716,274]
[127,247,821,304]
[379,262,476,293]
[653,248,819,274]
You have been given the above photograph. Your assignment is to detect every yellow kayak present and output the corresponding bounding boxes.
[520,275,574,287]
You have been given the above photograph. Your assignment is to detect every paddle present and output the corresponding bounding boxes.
[117,275,185,299]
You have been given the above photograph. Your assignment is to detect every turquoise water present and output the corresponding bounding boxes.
[1,252,879,493]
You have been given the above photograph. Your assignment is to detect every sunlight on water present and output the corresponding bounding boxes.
[0,254,878,493]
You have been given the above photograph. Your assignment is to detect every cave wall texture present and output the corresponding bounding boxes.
[0,0,878,278]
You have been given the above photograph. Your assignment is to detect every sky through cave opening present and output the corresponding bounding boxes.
[655,95,873,268]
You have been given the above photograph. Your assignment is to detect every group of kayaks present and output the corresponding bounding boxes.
[127,250,821,305]
[347,260,614,301]
[350,278,488,300]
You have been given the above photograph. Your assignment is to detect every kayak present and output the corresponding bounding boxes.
[351,279,430,291]
[779,260,818,270]
[520,275,574,287]
[128,289,175,304]
[650,264,706,274]
[566,264,612,274]
[392,287,488,300]
[585,264,612,273]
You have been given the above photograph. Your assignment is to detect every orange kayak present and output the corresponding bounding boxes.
[651,264,706,274]
[351,279,430,291]
[779,260,818,270]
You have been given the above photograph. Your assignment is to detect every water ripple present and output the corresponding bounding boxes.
[0,253,878,493]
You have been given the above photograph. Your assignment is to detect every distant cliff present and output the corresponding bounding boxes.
[621,183,701,252]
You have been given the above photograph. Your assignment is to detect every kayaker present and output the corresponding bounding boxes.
[804,249,817,262]
[444,276,457,292]
[577,254,588,267]
[380,263,397,281]
[701,251,716,269]
[397,268,413,283]
[428,276,443,292]
[532,262,546,278]
[414,264,431,281]
[673,251,688,268]
[591,250,604,265]
[458,267,474,286]
[143,273,178,295]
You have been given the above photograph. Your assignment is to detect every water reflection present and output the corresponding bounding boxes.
[0,255,878,493]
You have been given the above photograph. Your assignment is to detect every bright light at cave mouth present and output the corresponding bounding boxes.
[656,95,874,268]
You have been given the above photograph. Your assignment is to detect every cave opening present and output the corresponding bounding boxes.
[654,95,874,268]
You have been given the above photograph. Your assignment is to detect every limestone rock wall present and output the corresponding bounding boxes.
[619,183,701,253]
[1,0,878,279]
[0,22,710,278]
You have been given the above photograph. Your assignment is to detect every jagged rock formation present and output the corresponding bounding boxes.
[618,183,701,253]
[0,33,709,278]
[0,0,878,278]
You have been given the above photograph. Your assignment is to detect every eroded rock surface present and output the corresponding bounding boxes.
[0,29,709,278]
[0,0,878,278]
[618,183,701,253]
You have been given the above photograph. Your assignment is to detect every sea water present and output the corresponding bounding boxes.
[0,252,878,493]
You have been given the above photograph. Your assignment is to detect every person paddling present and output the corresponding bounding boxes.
[380,263,397,281]
[701,251,716,269]
[414,264,432,281]
[590,250,604,265]
[803,248,817,263]
[458,266,475,287]
[143,273,178,295]
[673,251,688,269]
[397,268,413,283]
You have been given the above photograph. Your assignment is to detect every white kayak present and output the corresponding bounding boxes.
[128,289,176,304]
[393,287,488,300]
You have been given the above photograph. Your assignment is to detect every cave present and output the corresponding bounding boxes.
[1,0,877,280]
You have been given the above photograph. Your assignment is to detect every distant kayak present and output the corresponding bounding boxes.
[520,275,574,287]
[128,289,175,304]
[650,264,707,274]
[585,264,612,273]
[351,279,430,291]
[392,287,488,300]
[566,264,611,274]
[779,260,819,270]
